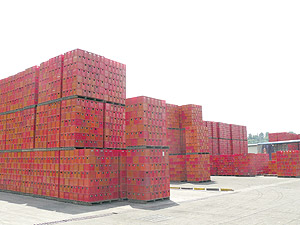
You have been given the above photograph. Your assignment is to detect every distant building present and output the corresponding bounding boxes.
[248,144,258,154]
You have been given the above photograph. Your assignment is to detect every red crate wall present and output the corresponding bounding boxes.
[22,108,36,149]
[211,153,269,176]
[5,111,22,150]
[104,103,125,149]
[62,49,126,105]
[126,148,170,201]
[23,66,39,107]
[167,129,182,154]
[2,66,39,112]
[6,72,24,111]
[60,98,104,148]
[166,104,180,129]
[185,126,209,154]
[35,105,48,149]
[59,149,120,202]
[186,154,210,182]
[180,104,202,128]
[125,96,167,147]
[0,79,7,113]
[47,102,61,148]
[118,149,127,199]
[169,155,186,181]
[0,115,6,150]
[277,151,300,177]
[38,56,63,104]
[267,153,277,175]
[210,155,217,175]
[0,151,59,197]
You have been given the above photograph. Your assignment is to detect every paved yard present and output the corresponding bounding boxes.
[0,176,299,225]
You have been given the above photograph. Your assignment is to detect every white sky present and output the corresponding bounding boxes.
[0,0,299,135]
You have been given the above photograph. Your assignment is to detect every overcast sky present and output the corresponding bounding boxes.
[0,0,299,135]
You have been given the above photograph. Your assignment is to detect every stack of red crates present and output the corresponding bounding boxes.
[204,121,248,155]
[185,126,209,154]
[60,98,104,148]
[5,111,22,150]
[125,96,170,202]
[35,105,48,148]
[62,49,126,105]
[169,154,186,181]
[276,151,300,177]
[211,154,269,176]
[0,115,6,150]
[218,123,231,155]
[0,49,127,204]
[38,56,63,103]
[269,132,300,150]
[59,149,120,202]
[186,153,210,181]
[180,104,210,182]
[22,108,36,149]
[267,153,277,175]
[104,103,125,149]
[166,104,185,181]
[126,96,167,147]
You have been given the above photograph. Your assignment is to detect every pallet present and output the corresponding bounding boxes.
[264,174,277,177]
[187,180,211,183]
[0,189,125,206]
[278,176,300,178]
[128,197,170,204]
[235,175,256,177]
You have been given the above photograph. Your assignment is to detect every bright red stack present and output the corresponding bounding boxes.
[185,126,209,154]
[59,149,120,202]
[60,98,104,148]
[62,49,126,105]
[167,129,181,154]
[166,103,180,128]
[180,104,202,128]
[276,151,300,177]
[186,154,210,182]
[126,148,170,201]
[22,108,36,149]
[126,96,167,147]
[35,105,48,148]
[0,151,59,197]
[211,153,269,176]
[269,132,300,151]
[180,104,210,182]
[0,115,6,150]
[118,149,127,199]
[169,154,186,181]
[38,56,63,103]
[104,103,125,149]
[23,67,39,107]
[125,96,169,202]
[204,121,248,155]
[0,49,127,204]
[267,153,277,175]
[47,102,61,148]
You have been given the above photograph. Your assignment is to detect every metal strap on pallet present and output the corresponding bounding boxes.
[126,145,169,150]
[37,95,125,107]
[0,104,37,116]
[0,147,128,153]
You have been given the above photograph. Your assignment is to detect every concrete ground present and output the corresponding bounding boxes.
[0,176,300,225]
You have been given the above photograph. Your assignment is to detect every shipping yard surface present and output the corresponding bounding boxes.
[0,176,300,225]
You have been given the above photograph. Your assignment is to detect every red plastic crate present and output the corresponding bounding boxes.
[169,154,186,181]
[126,148,170,201]
[60,98,104,148]
[126,96,167,147]
[62,49,126,105]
